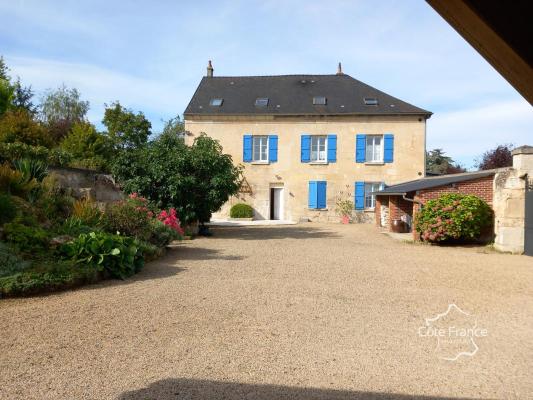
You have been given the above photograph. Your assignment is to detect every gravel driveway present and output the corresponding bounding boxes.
[1,224,532,399]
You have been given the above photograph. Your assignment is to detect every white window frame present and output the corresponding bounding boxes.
[310,135,327,163]
[252,135,269,162]
[366,135,384,163]
[364,182,382,210]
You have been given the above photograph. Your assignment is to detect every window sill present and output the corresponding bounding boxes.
[365,162,384,166]
[308,208,328,211]
[309,161,328,165]
[251,161,270,165]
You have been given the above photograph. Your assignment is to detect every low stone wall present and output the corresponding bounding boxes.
[48,166,124,203]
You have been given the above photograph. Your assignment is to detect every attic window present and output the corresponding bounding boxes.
[364,97,378,106]
[313,96,327,105]
[255,98,269,107]
[210,98,223,106]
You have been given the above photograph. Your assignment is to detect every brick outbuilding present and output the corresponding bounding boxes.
[373,170,496,238]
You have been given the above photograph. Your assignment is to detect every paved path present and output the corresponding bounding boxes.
[1,224,532,399]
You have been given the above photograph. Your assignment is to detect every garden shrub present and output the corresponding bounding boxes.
[0,193,16,224]
[11,158,48,182]
[61,231,144,279]
[230,203,253,218]
[0,142,50,164]
[148,219,180,247]
[103,194,153,240]
[0,259,99,297]
[72,198,102,227]
[0,162,38,197]
[0,242,32,278]
[157,208,184,235]
[415,193,493,243]
[55,217,95,237]
[3,221,49,253]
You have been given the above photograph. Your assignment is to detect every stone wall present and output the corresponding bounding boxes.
[48,166,124,203]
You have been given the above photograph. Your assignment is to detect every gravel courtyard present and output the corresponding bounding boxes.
[1,224,532,399]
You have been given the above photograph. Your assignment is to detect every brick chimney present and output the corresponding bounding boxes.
[207,60,214,77]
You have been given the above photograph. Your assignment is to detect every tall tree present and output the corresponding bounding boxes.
[60,121,112,170]
[0,57,14,116]
[102,102,151,149]
[426,149,465,175]
[112,133,242,224]
[475,144,513,170]
[40,85,89,142]
[12,79,37,115]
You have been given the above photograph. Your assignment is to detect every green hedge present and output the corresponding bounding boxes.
[230,203,253,218]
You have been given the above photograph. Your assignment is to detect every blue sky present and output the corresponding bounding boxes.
[1,0,531,168]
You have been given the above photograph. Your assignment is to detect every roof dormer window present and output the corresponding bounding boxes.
[210,98,223,106]
[255,98,269,107]
[313,96,327,105]
[364,97,378,105]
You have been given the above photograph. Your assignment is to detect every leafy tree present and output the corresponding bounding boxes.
[60,121,112,170]
[40,85,89,142]
[426,148,465,175]
[0,109,52,148]
[160,115,185,139]
[112,133,242,224]
[102,102,151,149]
[475,144,513,170]
[0,57,14,116]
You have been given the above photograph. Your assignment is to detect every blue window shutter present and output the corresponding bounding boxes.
[327,134,337,163]
[301,135,311,162]
[268,135,278,162]
[355,181,365,210]
[308,181,317,208]
[356,134,366,163]
[243,135,252,162]
[384,133,394,163]
[317,181,327,208]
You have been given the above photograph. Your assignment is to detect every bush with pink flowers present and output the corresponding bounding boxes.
[157,208,185,236]
[414,193,492,243]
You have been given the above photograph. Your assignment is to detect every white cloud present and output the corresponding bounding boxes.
[428,100,533,168]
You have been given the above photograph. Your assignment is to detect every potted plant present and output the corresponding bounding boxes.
[335,198,354,224]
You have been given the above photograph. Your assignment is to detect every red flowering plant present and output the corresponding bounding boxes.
[157,208,185,236]
[414,193,492,243]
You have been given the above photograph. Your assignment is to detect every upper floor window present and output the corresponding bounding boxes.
[366,135,383,162]
[310,135,327,162]
[252,135,268,162]
[210,98,223,106]
[364,97,378,105]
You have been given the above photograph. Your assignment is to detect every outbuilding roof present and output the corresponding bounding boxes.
[184,74,431,117]
[374,170,497,196]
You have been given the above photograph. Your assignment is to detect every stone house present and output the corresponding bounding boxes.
[184,62,431,222]
[374,146,533,254]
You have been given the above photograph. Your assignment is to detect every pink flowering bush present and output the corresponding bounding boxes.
[157,208,185,236]
[415,193,492,243]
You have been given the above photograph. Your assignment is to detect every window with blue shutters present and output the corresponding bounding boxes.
[301,135,311,162]
[356,134,366,163]
[308,181,327,209]
[383,133,394,163]
[243,135,252,162]
[268,135,278,162]
[327,134,337,163]
[354,181,365,210]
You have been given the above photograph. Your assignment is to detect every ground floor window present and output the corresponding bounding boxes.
[364,182,383,209]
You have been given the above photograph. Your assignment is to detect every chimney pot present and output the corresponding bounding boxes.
[207,60,214,77]
[336,62,343,75]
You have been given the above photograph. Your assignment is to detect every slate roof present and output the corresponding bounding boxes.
[373,170,497,196]
[184,74,431,117]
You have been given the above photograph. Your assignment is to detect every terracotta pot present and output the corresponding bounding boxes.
[341,215,350,224]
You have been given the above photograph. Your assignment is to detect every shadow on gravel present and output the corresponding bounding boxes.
[211,225,341,241]
[174,246,245,261]
[118,378,481,400]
